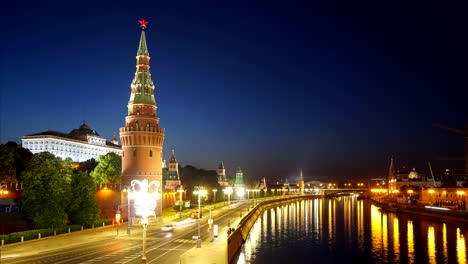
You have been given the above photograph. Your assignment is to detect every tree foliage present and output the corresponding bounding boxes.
[76,158,98,173]
[179,165,219,202]
[90,153,121,184]
[0,142,32,183]
[21,152,72,229]
[67,171,100,225]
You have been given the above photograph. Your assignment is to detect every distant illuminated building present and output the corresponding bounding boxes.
[217,161,229,187]
[234,166,245,189]
[298,168,305,194]
[162,149,180,191]
[22,121,121,162]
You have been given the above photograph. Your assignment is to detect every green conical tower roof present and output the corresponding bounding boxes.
[128,22,156,105]
[137,30,149,56]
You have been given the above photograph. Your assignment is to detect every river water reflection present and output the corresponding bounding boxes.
[236,196,467,264]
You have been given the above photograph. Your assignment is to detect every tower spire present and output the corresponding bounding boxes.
[137,26,149,55]
[129,19,155,105]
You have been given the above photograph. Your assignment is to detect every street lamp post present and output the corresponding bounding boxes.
[130,179,161,264]
[193,186,207,248]
[212,189,217,203]
[224,187,233,208]
[177,186,184,219]
[123,186,131,234]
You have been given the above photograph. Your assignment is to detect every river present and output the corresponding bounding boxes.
[235,195,467,264]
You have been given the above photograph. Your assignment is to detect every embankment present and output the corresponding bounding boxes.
[369,198,468,227]
[227,196,313,264]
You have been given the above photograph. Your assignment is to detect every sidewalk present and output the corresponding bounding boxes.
[178,217,240,264]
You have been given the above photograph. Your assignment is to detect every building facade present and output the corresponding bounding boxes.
[22,121,121,162]
[119,21,165,216]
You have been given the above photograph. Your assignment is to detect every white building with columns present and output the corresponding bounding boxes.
[22,121,122,162]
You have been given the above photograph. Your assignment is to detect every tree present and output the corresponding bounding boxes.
[75,158,98,173]
[67,171,100,225]
[0,142,32,183]
[21,152,72,229]
[179,165,219,203]
[90,153,121,184]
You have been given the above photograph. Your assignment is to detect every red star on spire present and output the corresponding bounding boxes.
[139,19,148,29]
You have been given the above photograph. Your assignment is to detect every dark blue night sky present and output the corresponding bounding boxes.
[1,1,467,182]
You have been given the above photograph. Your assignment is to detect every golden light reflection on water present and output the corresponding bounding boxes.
[357,200,364,251]
[345,198,352,245]
[457,228,466,264]
[271,208,276,241]
[408,221,415,264]
[371,205,385,258]
[443,224,447,259]
[240,198,468,264]
[313,199,319,238]
[427,226,436,264]
[328,199,333,240]
[392,217,400,263]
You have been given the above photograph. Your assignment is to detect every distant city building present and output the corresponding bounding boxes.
[387,158,436,191]
[22,121,121,162]
[119,22,165,216]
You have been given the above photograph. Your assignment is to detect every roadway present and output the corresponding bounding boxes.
[0,201,251,264]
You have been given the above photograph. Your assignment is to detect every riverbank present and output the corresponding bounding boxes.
[369,197,468,227]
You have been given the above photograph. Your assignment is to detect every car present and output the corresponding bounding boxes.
[161,225,174,232]
[192,210,203,219]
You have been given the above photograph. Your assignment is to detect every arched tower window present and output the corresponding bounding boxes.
[133,149,137,157]
[149,149,153,157]
[122,151,125,157]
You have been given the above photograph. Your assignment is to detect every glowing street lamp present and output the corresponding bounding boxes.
[237,187,245,200]
[0,184,8,195]
[193,186,207,248]
[129,179,161,264]
[122,185,132,234]
[224,187,233,207]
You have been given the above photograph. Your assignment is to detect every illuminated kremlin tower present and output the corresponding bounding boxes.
[120,20,165,216]
[298,168,305,195]
[217,161,229,187]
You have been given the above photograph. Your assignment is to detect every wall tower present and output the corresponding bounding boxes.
[298,168,305,195]
[120,20,165,216]
[217,161,228,187]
